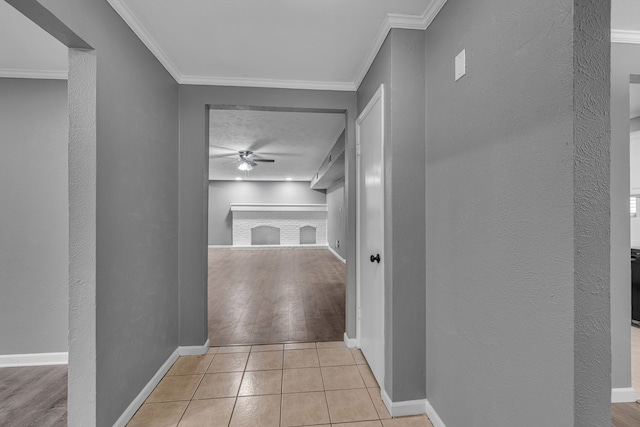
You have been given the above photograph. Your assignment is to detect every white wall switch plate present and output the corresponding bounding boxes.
[455,49,466,81]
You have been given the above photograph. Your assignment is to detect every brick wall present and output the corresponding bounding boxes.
[232,210,327,246]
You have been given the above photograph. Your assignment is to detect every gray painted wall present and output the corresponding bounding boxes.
[611,43,640,392]
[326,180,346,259]
[179,86,357,346]
[0,78,68,355]
[208,180,326,245]
[17,1,181,425]
[425,0,610,425]
[357,29,427,402]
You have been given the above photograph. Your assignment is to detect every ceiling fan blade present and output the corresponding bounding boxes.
[254,159,275,163]
[248,138,274,152]
[255,152,301,158]
[222,160,239,165]
[209,145,238,152]
[209,153,237,159]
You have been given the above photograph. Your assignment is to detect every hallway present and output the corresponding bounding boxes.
[208,248,346,346]
[127,341,433,426]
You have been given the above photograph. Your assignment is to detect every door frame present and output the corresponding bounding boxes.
[355,83,385,367]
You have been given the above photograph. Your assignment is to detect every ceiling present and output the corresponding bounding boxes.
[0,0,67,78]
[209,109,345,181]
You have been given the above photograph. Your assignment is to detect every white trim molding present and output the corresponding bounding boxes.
[113,341,210,427]
[180,75,355,91]
[230,203,327,212]
[612,387,637,403]
[106,0,181,82]
[107,0,447,91]
[381,389,427,418]
[343,333,357,348]
[0,352,68,367]
[180,339,210,356]
[425,399,447,427]
[612,30,640,45]
[0,68,67,80]
[328,246,346,264]
[353,0,448,89]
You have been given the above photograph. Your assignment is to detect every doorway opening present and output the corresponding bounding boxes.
[206,105,348,346]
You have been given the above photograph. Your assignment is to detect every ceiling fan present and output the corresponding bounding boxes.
[236,150,275,171]
[209,146,275,172]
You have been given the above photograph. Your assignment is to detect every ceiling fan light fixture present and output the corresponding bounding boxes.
[238,161,253,171]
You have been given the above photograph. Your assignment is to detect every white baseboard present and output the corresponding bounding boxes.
[425,398,446,427]
[612,387,637,403]
[208,245,230,248]
[0,352,68,367]
[381,389,427,417]
[114,340,210,427]
[231,244,327,250]
[180,339,210,356]
[328,246,346,264]
[343,333,357,348]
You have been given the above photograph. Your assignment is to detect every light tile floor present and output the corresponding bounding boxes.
[127,341,433,427]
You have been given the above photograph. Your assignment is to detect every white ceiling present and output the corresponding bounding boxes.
[209,109,344,181]
[1,0,639,85]
[0,0,67,78]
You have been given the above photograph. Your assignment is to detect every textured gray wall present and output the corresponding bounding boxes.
[21,1,181,425]
[208,180,326,245]
[179,86,357,346]
[425,0,610,425]
[326,180,346,259]
[611,43,640,393]
[357,29,426,402]
[0,78,68,355]
[573,1,610,424]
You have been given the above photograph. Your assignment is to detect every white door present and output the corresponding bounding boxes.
[356,84,385,389]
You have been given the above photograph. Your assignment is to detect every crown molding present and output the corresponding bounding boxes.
[107,0,447,91]
[0,68,67,79]
[180,75,356,91]
[612,29,640,44]
[106,0,182,83]
[353,0,448,89]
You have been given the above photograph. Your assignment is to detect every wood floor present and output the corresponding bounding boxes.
[0,365,67,426]
[208,248,346,346]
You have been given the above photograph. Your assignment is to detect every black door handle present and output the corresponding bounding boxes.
[370,254,380,263]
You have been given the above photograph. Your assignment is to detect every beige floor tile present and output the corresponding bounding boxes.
[381,415,433,427]
[230,394,281,427]
[218,346,252,354]
[281,391,330,427]
[239,370,283,396]
[284,342,316,350]
[317,341,347,349]
[318,348,356,367]
[251,344,284,352]
[146,375,202,402]
[178,398,235,427]
[357,365,379,388]
[322,366,366,390]
[282,367,324,393]
[284,349,320,369]
[167,355,214,376]
[127,401,188,426]
[246,351,283,371]
[367,388,391,419]
[207,352,249,373]
[350,348,368,365]
[207,347,219,355]
[193,372,242,399]
[331,422,383,427]
[326,389,379,424]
